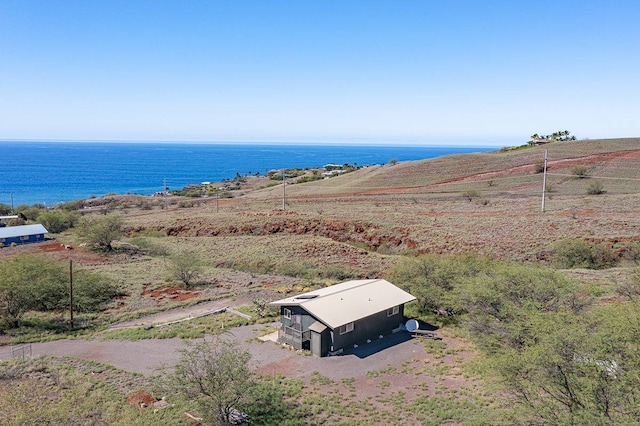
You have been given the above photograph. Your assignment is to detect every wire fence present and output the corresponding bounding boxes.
[10,343,32,359]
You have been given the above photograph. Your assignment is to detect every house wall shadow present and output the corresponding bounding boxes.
[340,320,439,359]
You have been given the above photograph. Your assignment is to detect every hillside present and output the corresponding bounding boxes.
[2,137,640,425]
[121,137,640,263]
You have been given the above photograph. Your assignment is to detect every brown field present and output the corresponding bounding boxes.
[4,137,640,319]
[119,137,640,264]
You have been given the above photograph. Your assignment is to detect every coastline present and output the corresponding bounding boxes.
[1,141,498,206]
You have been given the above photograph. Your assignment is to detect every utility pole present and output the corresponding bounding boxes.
[541,149,548,213]
[163,178,168,210]
[215,190,219,213]
[10,192,14,213]
[281,170,286,210]
[69,259,74,330]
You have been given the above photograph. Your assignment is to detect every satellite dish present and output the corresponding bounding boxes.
[406,319,419,332]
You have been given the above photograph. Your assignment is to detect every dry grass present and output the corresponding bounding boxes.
[30,137,628,328]
[3,138,640,424]
[5,138,640,319]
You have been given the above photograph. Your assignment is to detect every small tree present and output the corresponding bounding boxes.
[168,338,255,425]
[77,214,123,251]
[0,257,42,328]
[170,250,204,287]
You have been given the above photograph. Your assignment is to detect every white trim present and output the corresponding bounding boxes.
[387,305,400,317]
[340,322,354,335]
[283,308,292,320]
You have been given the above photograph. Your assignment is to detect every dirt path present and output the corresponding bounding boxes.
[107,295,256,330]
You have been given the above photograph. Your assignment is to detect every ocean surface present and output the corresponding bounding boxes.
[1,141,497,206]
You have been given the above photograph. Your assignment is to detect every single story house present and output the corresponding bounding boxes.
[270,279,416,357]
[0,224,49,246]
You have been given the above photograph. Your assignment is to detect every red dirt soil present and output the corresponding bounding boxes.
[126,390,157,406]
[141,285,200,302]
[0,240,108,264]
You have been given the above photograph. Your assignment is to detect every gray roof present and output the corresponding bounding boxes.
[270,279,416,329]
[0,224,49,239]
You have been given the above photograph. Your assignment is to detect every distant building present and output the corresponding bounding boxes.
[0,224,49,246]
[271,279,416,357]
[530,138,550,146]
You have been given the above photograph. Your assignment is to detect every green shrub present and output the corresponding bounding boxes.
[58,199,86,211]
[571,166,589,178]
[36,210,80,233]
[551,239,617,269]
[533,160,545,174]
[295,175,323,184]
[586,180,605,195]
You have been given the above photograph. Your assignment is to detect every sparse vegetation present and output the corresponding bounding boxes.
[1,137,640,425]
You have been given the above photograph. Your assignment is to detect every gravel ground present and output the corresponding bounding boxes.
[0,324,428,380]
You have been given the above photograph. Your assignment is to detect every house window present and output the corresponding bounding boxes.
[340,322,354,335]
[283,308,292,320]
[20,235,29,241]
[387,306,400,317]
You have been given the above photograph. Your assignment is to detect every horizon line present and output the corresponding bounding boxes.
[0,137,513,148]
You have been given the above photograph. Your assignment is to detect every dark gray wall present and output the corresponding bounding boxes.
[330,305,405,351]
[279,304,407,355]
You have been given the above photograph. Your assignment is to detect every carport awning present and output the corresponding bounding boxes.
[309,321,327,333]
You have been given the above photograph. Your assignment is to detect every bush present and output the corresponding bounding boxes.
[0,203,12,215]
[0,255,120,329]
[533,160,545,174]
[571,166,589,178]
[16,204,46,221]
[551,239,617,269]
[295,175,323,184]
[462,189,480,201]
[586,180,605,195]
[58,199,86,211]
[36,210,79,233]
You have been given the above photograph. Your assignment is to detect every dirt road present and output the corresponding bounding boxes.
[107,297,251,330]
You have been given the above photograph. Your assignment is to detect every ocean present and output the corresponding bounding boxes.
[1,141,497,206]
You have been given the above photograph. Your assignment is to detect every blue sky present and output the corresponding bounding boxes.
[1,1,639,146]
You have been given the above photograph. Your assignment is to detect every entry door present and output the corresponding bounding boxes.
[294,314,302,330]
[311,331,321,356]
